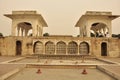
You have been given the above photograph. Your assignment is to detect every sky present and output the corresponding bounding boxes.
[0,0,120,36]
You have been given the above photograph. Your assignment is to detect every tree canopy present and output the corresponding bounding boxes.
[112,34,120,39]
[43,33,49,36]
[0,33,3,37]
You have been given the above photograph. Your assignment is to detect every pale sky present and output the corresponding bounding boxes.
[0,0,120,36]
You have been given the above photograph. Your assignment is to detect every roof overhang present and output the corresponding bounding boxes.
[4,14,48,27]
[75,15,120,27]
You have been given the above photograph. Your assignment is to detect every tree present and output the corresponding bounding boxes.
[77,35,80,37]
[112,34,120,39]
[112,34,118,37]
[118,34,120,39]
[43,33,49,36]
[0,33,3,37]
[91,33,95,37]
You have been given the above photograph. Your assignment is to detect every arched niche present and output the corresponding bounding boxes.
[90,22,109,37]
[17,22,32,36]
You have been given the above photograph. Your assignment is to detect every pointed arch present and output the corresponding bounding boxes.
[45,41,55,54]
[56,41,66,54]
[79,42,89,55]
[17,22,32,36]
[68,41,78,54]
[90,22,109,37]
[33,41,43,54]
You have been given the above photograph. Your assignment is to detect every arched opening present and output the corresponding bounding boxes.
[56,41,66,55]
[68,41,78,54]
[17,22,32,36]
[16,41,22,55]
[79,42,89,55]
[45,41,55,54]
[101,42,107,56]
[90,22,109,37]
[33,41,43,54]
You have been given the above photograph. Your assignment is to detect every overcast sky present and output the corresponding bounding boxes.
[0,0,120,36]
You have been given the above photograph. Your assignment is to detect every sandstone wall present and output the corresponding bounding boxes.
[0,37,119,57]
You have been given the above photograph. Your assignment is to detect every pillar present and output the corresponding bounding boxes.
[39,27,41,36]
[54,42,56,55]
[25,30,28,36]
[17,28,20,36]
[36,25,39,36]
[21,29,24,36]
[78,44,79,55]
[66,43,68,55]
[43,43,45,54]
[103,29,105,36]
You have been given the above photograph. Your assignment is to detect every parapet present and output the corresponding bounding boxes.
[12,11,37,14]
[85,11,112,15]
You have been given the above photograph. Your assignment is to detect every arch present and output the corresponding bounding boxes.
[16,41,22,55]
[67,41,78,54]
[17,22,32,36]
[45,41,55,54]
[56,41,66,55]
[33,41,43,54]
[79,42,89,55]
[90,22,109,37]
[101,42,107,56]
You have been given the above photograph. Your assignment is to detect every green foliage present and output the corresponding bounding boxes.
[0,33,3,37]
[43,33,49,36]
[91,33,95,37]
[112,34,120,39]
[118,34,120,39]
[77,35,80,37]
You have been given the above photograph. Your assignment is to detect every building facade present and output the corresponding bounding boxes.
[0,11,120,57]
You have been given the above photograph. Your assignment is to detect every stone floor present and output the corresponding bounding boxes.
[0,56,120,80]
[0,56,20,62]
[6,68,115,80]
[0,64,24,76]
[97,57,120,79]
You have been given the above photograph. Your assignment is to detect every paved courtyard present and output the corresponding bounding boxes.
[0,56,20,62]
[0,64,24,77]
[0,56,120,80]
[6,68,115,80]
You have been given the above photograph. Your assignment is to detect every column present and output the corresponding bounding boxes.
[66,43,68,55]
[25,30,28,36]
[54,42,56,55]
[36,25,39,36]
[78,44,79,55]
[17,28,20,36]
[39,27,41,36]
[81,27,83,37]
[43,43,45,54]
[21,29,23,36]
